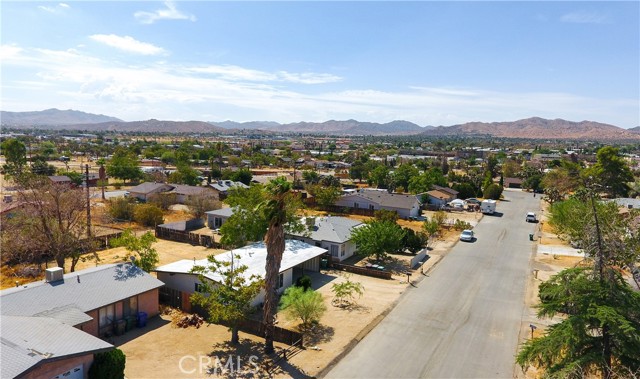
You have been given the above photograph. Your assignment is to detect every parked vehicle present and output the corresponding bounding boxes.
[526,212,537,222]
[465,198,481,206]
[459,229,474,242]
[480,199,496,214]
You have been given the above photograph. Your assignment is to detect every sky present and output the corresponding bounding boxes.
[1,1,639,128]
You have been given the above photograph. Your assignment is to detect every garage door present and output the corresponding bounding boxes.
[52,365,83,379]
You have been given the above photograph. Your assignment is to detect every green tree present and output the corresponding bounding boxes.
[106,149,143,184]
[279,286,326,328]
[186,193,220,220]
[483,183,503,200]
[88,348,126,379]
[133,204,164,227]
[584,146,633,198]
[302,170,320,184]
[219,185,270,247]
[402,228,427,254]
[351,220,405,261]
[30,157,56,176]
[374,209,399,223]
[1,138,28,181]
[109,229,159,272]
[309,185,341,210]
[108,197,136,222]
[331,276,365,308]
[422,219,439,247]
[393,164,419,191]
[191,255,264,344]
[369,165,391,189]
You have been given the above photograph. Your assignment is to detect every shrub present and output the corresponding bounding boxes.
[483,183,504,200]
[295,275,312,291]
[88,348,126,379]
[148,192,177,211]
[432,211,448,228]
[453,219,472,231]
[374,209,399,223]
[279,286,326,327]
[108,197,135,222]
[133,204,164,227]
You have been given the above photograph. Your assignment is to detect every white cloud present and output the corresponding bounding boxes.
[278,71,342,84]
[89,34,166,56]
[561,11,610,24]
[37,3,70,13]
[134,1,196,24]
[188,65,342,84]
[1,44,637,128]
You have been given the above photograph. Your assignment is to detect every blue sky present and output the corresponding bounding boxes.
[2,1,638,128]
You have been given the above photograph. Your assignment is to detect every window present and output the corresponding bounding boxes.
[98,304,114,328]
[278,273,284,289]
[369,204,375,210]
[341,244,346,257]
[330,245,339,257]
[215,217,223,228]
[354,202,359,209]
[195,282,205,292]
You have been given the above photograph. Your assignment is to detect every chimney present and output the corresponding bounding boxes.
[45,267,64,283]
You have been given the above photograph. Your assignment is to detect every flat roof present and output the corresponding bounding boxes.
[155,240,326,283]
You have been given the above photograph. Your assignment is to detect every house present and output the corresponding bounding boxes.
[504,177,524,189]
[154,240,326,311]
[334,189,422,219]
[48,175,72,186]
[287,216,363,262]
[169,184,215,204]
[206,207,235,229]
[209,180,249,200]
[432,185,459,199]
[1,263,164,339]
[425,189,455,207]
[1,315,112,379]
[127,182,174,201]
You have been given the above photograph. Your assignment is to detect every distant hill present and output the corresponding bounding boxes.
[51,119,228,133]
[1,108,121,126]
[421,117,639,140]
[629,126,640,134]
[210,119,427,136]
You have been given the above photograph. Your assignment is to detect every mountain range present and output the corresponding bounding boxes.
[1,109,638,140]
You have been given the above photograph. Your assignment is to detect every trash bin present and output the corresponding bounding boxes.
[115,319,126,336]
[529,233,534,241]
[125,315,135,332]
[137,311,148,328]
[321,258,328,269]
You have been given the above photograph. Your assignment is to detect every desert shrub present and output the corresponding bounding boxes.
[279,286,326,327]
[148,192,177,211]
[453,219,472,231]
[133,204,164,227]
[432,211,448,228]
[374,209,399,223]
[108,197,135,222]
[88,348,126,379]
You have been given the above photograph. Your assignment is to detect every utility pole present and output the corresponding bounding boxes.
[85,164,92,238]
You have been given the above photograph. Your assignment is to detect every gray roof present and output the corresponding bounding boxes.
[210,180,249,192]
[611,198,640,209]
[288,216,363,244]
[170,184,210,196]
[344,191,420,210]
[1,263,164,317]
[33,304,93,326]
[128,182,172,194]
[205,207,235,217]
[1,315,112,378]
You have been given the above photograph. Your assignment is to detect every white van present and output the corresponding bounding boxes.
[526,212,537,222]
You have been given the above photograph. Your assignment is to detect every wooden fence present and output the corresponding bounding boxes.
[330,262,392,280]
[237,319,303,347]
[155,226,218,248]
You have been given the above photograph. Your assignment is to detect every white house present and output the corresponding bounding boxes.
[205,207,235,229]
[286,216,363,262]
[334,189,421,219]
[154,240,327,310]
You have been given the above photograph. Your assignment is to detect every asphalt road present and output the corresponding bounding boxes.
[325,190,540,379]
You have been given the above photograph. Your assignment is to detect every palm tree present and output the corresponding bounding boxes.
[261,177,294,354]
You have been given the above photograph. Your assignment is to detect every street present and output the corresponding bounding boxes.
[325,190,540,378]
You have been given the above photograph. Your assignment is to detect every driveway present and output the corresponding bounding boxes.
[325,190,541,378]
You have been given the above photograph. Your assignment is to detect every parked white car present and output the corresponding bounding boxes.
[526,212,537,222]
[459,229,474,242]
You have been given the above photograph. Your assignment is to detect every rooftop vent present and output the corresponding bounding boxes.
[45,267,64,283]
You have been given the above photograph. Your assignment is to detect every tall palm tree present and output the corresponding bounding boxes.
[261,177,294,354]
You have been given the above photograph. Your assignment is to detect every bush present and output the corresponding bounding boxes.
[133,204,164,227]
[148,192,177,211]
[483,183,504,200]
[88,348,126,379]
[374,209,399,223]
[108,197,135,222]
[453,219,472,231]
[279,286,326,327]
[295,275,312,291]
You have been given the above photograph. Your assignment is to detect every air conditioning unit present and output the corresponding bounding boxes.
[45,267,64,283]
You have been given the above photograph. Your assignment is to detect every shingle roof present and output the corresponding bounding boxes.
[1,315,112,378]
[1,263,164,317]
[288,216,362,244]
[210,180,249,192]
[128,182,172,194]
[344,191,419,210]
[170,184,210,196]
[205,207,235,217]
